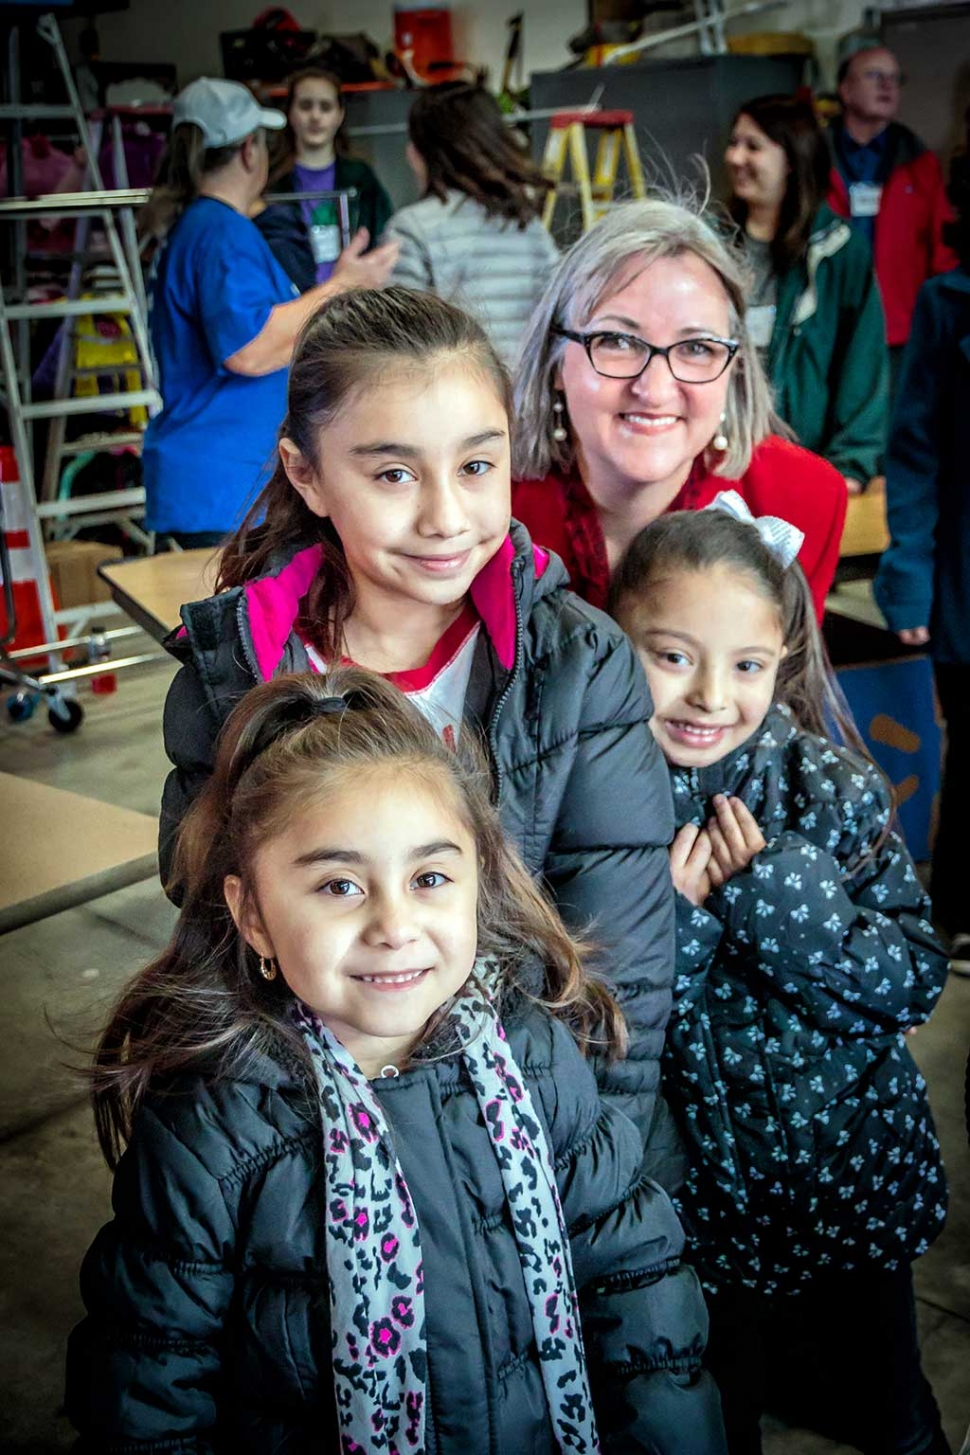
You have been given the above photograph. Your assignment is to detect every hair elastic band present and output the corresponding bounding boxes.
[242,694,351,776]
[705,489,805,569]
[311,696,349,716]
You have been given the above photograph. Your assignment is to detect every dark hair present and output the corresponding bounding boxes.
[89,668,624,1167]
[268,66,347,185]
[407,82,552,229]
[728,94,830,272]
[142,122,247,239]
[608,508,867,755]
[218,286,513,660]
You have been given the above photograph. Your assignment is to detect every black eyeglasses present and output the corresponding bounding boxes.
[554,327,739,384]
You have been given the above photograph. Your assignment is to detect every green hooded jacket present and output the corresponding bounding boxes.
[764,204,889,485]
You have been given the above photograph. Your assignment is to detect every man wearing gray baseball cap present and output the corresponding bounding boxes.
[141,76,398,547]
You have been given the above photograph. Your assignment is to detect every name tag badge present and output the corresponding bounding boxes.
[746,303,776,349]
[849,181,883,219]
[309,223,341,266]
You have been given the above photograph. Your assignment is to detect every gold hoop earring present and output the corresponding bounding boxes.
[258,956,277,982]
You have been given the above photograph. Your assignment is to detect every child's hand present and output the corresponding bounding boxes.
[706,795,766,886]
[669,823,715,906]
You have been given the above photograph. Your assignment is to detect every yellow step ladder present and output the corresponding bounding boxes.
[541,109,646,233]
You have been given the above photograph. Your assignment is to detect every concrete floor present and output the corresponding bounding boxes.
[0,659,968,1452]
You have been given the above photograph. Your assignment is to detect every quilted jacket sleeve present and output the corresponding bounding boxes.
[711,762,948,1036]
[159,660,225,893]
[541,623,676,1144]
[539,1019,726,1454]
[65,1099,237,1452]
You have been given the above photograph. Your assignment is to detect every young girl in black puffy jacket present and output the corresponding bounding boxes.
[67,669,725,1454]
[159,286,676,1162]
[611,499,949,1455]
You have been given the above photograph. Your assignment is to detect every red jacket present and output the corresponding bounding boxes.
[512,436,847,622]
[827,122,958,347]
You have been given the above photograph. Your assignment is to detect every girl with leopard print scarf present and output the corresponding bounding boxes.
[67,668,725,1454]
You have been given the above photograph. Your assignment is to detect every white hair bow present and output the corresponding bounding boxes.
[705,490,805,569]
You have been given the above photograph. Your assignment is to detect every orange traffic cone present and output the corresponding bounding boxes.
[0,446,61,664]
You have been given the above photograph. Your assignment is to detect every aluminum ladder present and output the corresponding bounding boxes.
[541,109,646,233]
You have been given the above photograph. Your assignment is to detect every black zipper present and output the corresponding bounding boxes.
[486,554,525,803]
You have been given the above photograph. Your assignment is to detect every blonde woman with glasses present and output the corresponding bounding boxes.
[512,198,847,621]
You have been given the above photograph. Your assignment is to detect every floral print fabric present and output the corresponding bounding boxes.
[664,705,948,1296]
[292,970,599,1455]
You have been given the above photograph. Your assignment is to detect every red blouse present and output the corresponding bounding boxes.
[511,436,847,622]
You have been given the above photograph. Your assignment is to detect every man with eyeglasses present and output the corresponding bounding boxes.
[827,34,957,382]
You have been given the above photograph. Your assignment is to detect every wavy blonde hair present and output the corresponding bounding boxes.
[512,196,780,482]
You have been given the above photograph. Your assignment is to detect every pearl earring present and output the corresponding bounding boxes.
[551,397,568,442]
[258,955,277,982]
[712,412,729,452]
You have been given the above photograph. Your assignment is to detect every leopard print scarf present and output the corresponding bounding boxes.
[292,969,600,1454]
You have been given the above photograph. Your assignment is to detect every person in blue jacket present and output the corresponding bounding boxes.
[141,77,397,548]
[875,123,970,973]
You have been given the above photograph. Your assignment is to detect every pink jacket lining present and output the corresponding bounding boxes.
[211,535,549,683]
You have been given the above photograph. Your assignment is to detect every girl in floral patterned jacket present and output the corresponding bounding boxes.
[611,498,950,1455]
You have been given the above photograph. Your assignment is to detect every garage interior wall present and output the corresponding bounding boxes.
[60,0,964,148]
[63,0,886,91]
[60,0,588,90]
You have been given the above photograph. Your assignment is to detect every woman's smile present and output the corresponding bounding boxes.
[617,410,682,435]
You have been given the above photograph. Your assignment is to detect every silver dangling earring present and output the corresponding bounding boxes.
[712,412,729,452]
[551,396,568,442]
[258,955,277,982]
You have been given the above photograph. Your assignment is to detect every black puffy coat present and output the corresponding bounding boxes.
[158,525,677,1158]
[66,1001,726,1453]
[665,706,948,1295]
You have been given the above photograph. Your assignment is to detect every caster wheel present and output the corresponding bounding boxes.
[7,692,36,723]
[48,697,84,734]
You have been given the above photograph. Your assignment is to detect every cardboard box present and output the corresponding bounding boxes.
[44,540,121,610]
